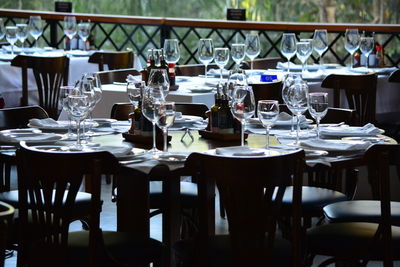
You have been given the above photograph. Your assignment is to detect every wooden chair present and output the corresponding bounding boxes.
[16,142,163,267]
[174,150,304,267]
[241,57,283,70]
[88,51,133,71]
[0,201,14,267]
[251,81,283,104]
[11,55,70,119]
[110,103,134,120]
[306,144,400,267]
[175,63,219,76]
[97,68,140,85]
[388,69,400,83]
[321,73,377,125]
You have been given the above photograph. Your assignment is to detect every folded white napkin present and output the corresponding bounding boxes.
[0,132,61,144]
[126,74,142,83]
[215,146,266,156]
[207,68,229,76]
[97,146,133,158]
[174,112,183,119]
[320,123,382,137]
[299,139,372,152]
[29,118,60,128]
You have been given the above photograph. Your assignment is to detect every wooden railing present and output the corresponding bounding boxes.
[1,8,399,67]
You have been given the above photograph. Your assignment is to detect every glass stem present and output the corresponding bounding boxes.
[204,64,208,79]
[152,123,157,151]
[251,60,254,70]
[316,118,320,139]
[11,45,14,55]
[241,121,245,147]
[319,54,322,70]
[67,114,73,136]
[296,115,300,145]
[287,58,290,73]
[366,54,369,68]
[35,37,38,48]
[76,120,81,147]
[291,116,295,133]
[350,52,354,69]
[220,67,223,83]
[163,128,168,152]
[266,127,270,150]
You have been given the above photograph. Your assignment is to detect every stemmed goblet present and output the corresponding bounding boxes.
[360,36,374,68]
[281,33,297,73]
[313,29,328,72]
[67,94,90,151]
[5,26,17,55]
[198,38,214,79]
[214,48,230,83]
[78,22,90,51]
[28,16,42,49]
[230,85,255,147]
[227,69,248,100]
[245,33,261,69]
[148,68,170,96]
[308,92,328,139]
[154,101,175,153]
[16,24,28,50]
[257,100,279,151]
[59,85,77,139]
[344,29,361,69]
[163,39,180,64]
[231,43,245,69]
[64,16,77,51]
[296,40,313,75]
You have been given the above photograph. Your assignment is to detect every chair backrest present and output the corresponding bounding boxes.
[175,63,219,76]
[241,57,283,70]
[0,201,14,267]
[388,69,400,83]
[363,144,400,266]
[110,102,134,120]
[0,105,49,130]
[251,81,283,104]
[184,150,304,266]
[11,55,70,119]
[175,102,209,119]
[16,142,119,266]
[97,68,141,84]
[88,51,134,71]
[321,73,377,125]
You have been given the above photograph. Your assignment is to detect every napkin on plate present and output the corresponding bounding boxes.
[29,118,60,128]
[0,132,61,144]
[126,74,142,83]
[97,146,133,158]
[215,146,266,156]
[320,123,382,137]
[299,139,372,152]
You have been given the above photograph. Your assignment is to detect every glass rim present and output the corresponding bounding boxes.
[258,100,279,104]
[309,92,328,97]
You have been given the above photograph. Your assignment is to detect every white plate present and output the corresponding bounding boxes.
[0,132,63,145]
[189,88,214,93]
[66,50,92,57]
[92,118,117,127]
[155,153,188,163]
[304,149,329,158]
[116,148,147,160]
[320,126,384,137]
[174,115,204,124]
[1,128,42,134]
[0,53,16,61]
[28,120,98,131]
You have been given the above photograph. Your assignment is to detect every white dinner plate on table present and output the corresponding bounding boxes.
[28,120,98,132]
[91,118,117,127]
[0,132,63,145]
[189,87,214,93]
[0,53,16,61]
[66,50,92,57]
[154,153,188,164]
[174,115,204,124]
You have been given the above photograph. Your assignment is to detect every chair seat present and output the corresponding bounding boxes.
[67,230,163,266]
[149,181,198,209]
[174,234,292,267]
[323,200,400,226]
[307,222,400,260]
[281,186,348,214]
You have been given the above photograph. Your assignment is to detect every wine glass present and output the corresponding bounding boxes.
[154,101,175,152]
[344,29,361,69]
[28,16,42,49]
[16,24,28,50]
[77,22,90,51]
[142,86,165,154]
[227,69,248,100]
[163,39,180,64]
[281,33,297,73]
[127,81,143,109]
[281,73,301,135]
[0,19,5,41]
[59,85,77,139]
[230,85,255,147]
[198,38,214,79]
[148,68,170,96]
[308,92,328,139]
[5,26,17,55]
[214,48,230,83]
[245,33,261,69]
[64,16,77,51]
[231,43,246,69]
[296,41,313,75]
[360,37,374,68]
[313,29,328,72]
[67,94,90,151]
[286,79,309,145]
[257,100,279,151]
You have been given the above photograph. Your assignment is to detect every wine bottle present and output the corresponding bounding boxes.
[218,93,234,134]
[210,92,220,133]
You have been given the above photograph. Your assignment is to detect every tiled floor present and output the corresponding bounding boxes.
[4,171,399,266]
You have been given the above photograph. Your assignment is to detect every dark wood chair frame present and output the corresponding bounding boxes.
[88,51,134,72]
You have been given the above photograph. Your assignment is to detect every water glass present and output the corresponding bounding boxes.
[154,101,175,152]
[308,92,328,139]
[127,81,143,109]
[78,22,90,50]
[28,16,42,49]
[231,86,255,146]
[148,68,170,96]
[245,33,261,69]
[296,41,313,74]
[16,24,28,50]
[67,95,90,150]
[5,26,17,55]
[163,39,180,64]
[59,85,77,138]
[344,29,360,69]
[281,33,297,73]
[214,48,230,83]
[360,37,374,68]
[231,43,246,69]
[228,69,248,100]
[64,16,77,50]
[313,29,328,71]
[198,38,214,79]
[257,100,279,150]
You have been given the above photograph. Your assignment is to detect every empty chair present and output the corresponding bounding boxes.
[16,142,163,266]
[251,81,283,104]
[0,201,14,267]
[321,73,377,125]
[306,144,400,267]
[175,150,304,267]
[175,63,219,76]
[11,55,70,119]
[88,51,134,71]
[110,102,134,120]
[241,57,283,70]
[97,68,141,85]
[388,69,400,83]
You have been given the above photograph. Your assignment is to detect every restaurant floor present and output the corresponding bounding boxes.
[4,169,399,266]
